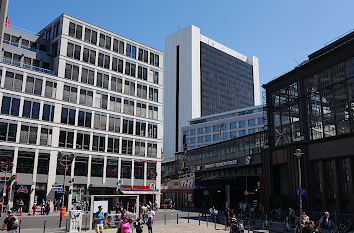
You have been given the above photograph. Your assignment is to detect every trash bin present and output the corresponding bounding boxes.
[69,210,83,232]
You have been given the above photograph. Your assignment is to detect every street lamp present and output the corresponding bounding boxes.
[0,160,12,214]
[294,148,303,215]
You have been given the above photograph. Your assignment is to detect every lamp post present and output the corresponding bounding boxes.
[0,160,12,214]
[294,149,303,215]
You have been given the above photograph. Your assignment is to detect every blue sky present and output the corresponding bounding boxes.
[7,0,354,91]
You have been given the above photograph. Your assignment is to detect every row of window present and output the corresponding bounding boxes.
[59,129,157,157]
[61,107,158,138]
[67,42,159,84]
[68,22,160,67]
[0,150,156,179]
[184,118,264,136]
[186,128,265,144]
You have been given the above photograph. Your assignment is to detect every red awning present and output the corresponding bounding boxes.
[120,190,161,195]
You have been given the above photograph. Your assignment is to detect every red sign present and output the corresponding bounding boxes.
[123,185,151,190]
[134,159,157,164]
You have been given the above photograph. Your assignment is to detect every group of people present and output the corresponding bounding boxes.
[297,211,338,233]
[31,200,51,215]
[93,203,156,233]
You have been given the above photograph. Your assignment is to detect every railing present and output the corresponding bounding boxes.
[1,58,54,75]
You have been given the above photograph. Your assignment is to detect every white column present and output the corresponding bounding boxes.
[68,157,75,210]
[102,156,107,184]
[87,155,92,190]
[46,150,58,209]
[117,157,121,183]
[29,150,39,211]
[155,161,161,208]
[143,162,147,186]
[131,159,134,186]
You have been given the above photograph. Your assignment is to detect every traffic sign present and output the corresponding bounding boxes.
[297,188,306,195]
[52,184,63,192]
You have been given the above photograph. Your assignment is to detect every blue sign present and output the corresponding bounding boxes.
[297,188,306,195]
[52,184,63,192]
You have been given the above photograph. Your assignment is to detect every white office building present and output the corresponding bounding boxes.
[0,13,163,212]
[164,25,260,161]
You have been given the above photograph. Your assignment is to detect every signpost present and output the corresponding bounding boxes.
[297,188,306,196]
[52,184,63,192]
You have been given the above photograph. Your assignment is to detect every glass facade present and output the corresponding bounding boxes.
[200,42,254,116]
[268,57,354,147]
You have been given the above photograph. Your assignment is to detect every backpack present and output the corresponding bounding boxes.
[7,216,19,230]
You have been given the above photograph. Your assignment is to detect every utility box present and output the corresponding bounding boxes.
[69,210,83,232]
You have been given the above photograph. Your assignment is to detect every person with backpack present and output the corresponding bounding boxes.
[146,206,155,233]
[1,210,19,233]
[318,211,338,233]
[93,206,105,233]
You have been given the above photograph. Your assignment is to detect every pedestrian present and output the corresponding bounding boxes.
[226,208,231,230]
[209,206,215,222]
[45,201,50,215]
[133,215,144,233]
[32,203,37,216]
[118,216,133,233]
[141,204,147,224]
[1,210,19,233]
[41,202,45,215]
[146,206,155,233]
[288,207,295,228]
[93,205,104,233]
[18,200,24,215]
[318,211,338,233]
[115,203,120,214]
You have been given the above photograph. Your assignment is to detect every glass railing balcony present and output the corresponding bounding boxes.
[3,39,18,47]
[1,58,54,75]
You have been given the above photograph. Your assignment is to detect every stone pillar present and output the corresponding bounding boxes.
[29,150,39,211]
[46,150,58,213]
[225,184,231,209]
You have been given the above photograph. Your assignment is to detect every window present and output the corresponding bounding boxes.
[112,57,124,73]
[44,80,57,98]
[123,99,135,115]
[0,121,17,142]
[99,33,111,50]
[20,125,38,144]
[197,128,204,134]
[61,107,76,125]
[239,121,246,128]
[148,124,158,138]
[137,84,147,99]
[68,22,82,39]
[51,42,58,56]
[75,157,88,176]
[53,23,61,38]
[84,28,97,45]
[205,126,211,133]
[81,68,94,85]
[67,42,81,60]
[150,52,159,67]
[98,52,110,69]
[95,93,108,109]
[147,163,156,179]
[1,96,20,116]
[76,131,90,150]
[37,153,49,175]
[205,135,211,142]
[121,161,132,178]
[83,47,96,65]
[126,44,136,58]
[135,141,145,156]
[197,136,204,143]
[137,66,147,80]
[134,162,144,179]
[40,128,52,146]
[147,143,157,158]
[121,139,133,155]
[190,129,196,135]
[79,89,93,106]
[213,125,220,132]
[258,118,264,124]
[122,119,134,135]
[135,121,146,137]
[65,63,79,81]
[78,110,92,128]
[91,158,104,177]
[107,137,119,153]
[230,131,238,138]
[4,71,23,92]
[248,119,256,126]
[110,76,123,92]
[109,96,121,113]
[248,128,257,134]
[96,72,109,89]
[41,104,55,122]
[22,100,40,119]
[124,80,135,96]
[149,88,158,102]
[137,103,147,118]
[25,76,42,96]
[92,135,105,152]
[17,152,34,174]
[153,71,159,84]
[108,115,120,133]
[63,85,78,103]
[125,62,136,77]
[213,134,220,141]
[94,112,107,131]
[230,122,237,129]
[113,39,124,54]
[138,48,149,63]
[190,137,195,144]
[239,130,246,136]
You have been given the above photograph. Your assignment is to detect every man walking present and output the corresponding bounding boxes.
[93,206,104,233]
[1,210,19,233]
[146,206,155,233]
[318,211,338,233]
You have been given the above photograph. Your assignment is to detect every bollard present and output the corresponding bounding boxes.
[177,213,179,224]
[164,214,166,225]
[207,214,208,227]
[43,219,46,233]
[19,219,21,233]
[66,218,68,231]
[188,213,190,223]
[214,216,216,230]
[199,214,200,225]
[225,216,227,231]
[85,216,88,231]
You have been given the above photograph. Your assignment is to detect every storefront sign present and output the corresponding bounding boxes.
[245,156,252,165]
[134,159,157,164]
[205,159,238,169]
[106,165,117,178]
[122,185,151,190]
[52,184,63,192]
[17,185,28,193]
